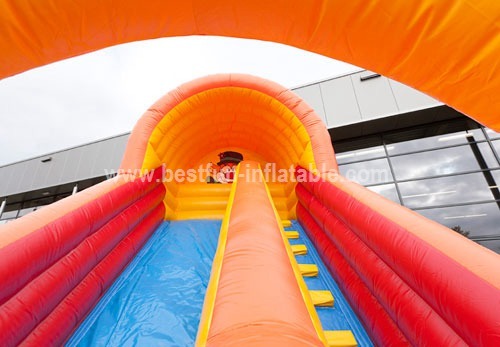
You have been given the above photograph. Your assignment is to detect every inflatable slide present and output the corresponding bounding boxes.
[0,74,499,346]
[1,1,499,345]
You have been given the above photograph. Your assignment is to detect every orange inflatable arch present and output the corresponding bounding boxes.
[0,0,499,129]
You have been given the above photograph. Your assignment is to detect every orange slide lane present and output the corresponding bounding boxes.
[197,161,326,346]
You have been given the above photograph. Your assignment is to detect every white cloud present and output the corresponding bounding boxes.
[0,36,360,166]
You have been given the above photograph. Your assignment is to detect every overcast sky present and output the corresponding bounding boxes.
[0,36,360,166]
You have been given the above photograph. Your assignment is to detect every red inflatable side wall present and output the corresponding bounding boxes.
[20,204,165,346]
[0,186,165,345]
[296,169,500,347]
[296,204,409,347]
[0,169,163,305]
[297,186,464,346]
[0,169,166,347]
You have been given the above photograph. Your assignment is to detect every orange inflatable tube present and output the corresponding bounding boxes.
[197,161,326,346]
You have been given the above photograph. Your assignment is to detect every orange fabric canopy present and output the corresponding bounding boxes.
[0,0,498,128]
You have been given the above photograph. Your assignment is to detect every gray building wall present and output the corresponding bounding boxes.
[0,70,443,198]
[0,133,128,198]
[292,70,441,128]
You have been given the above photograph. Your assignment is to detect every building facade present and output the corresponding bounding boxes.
[1,71,499,253]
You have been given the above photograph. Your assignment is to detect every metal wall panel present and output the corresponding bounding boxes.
[0,165,9,190]
[351,71,399,120]
[33,150,70,192]
[0,134,129,197]
[0,165,14,196]
[89,140,110,178]
[292,84,327,124]
[389,80,442,112]
[319,77,362,127]
[103,134,129,175]
[16,160,38,193]
[7,161,30,195]
[64,147,85,185]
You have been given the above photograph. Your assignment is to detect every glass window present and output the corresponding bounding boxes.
[390,144,496,180]
[334,135,383,158]
[367,184,401,204]
[492,140,500,156]
[0,209,19,220]
[485,128,500,140]
[17,207,37,218]
[399,173,496,208]
[0,203,21,220]
[417,202,500,238]
[385,128,485,155]
[476,239,500,254]
[477,142,500,168]
[22,197,54,210]
[55,193,71,202]
[491,170,500,185]
[339,158,393,186]
[336,146,386,164]
[488,170,500,199]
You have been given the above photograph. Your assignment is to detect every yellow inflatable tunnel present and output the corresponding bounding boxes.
[120,74,335,220]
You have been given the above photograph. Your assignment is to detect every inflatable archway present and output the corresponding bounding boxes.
[0,0,499,129]
[120,74,336,174]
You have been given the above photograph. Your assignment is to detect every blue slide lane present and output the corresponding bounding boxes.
[66,220,221,347]
[287,220,373,347]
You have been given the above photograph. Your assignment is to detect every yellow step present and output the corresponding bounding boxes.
[285,231,299,239]
[175,182,288,197]
[309,290,334,307]
[176,197,228,210]
[291,244,307,255]
[170,210,226,220]
[176,184,231,197]
[282,220,292,227]
[324,330,357,347]
[298,264,318,277]
[166,182,292,221]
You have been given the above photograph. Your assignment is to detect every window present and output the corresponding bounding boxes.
[17,207,37,218]
[477,142,500,168]
[399,173,496,208]
[385,128,484,155]
[418,202,500,238]
[390,144,497,180]
[339,158,393,185]
[476,240,500,253]
[334,119,500,254]
[0,209,18,220]
[336,146,386,164]
[492,140,500,155]
[367,184,401,204]
[485,128,500,140]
